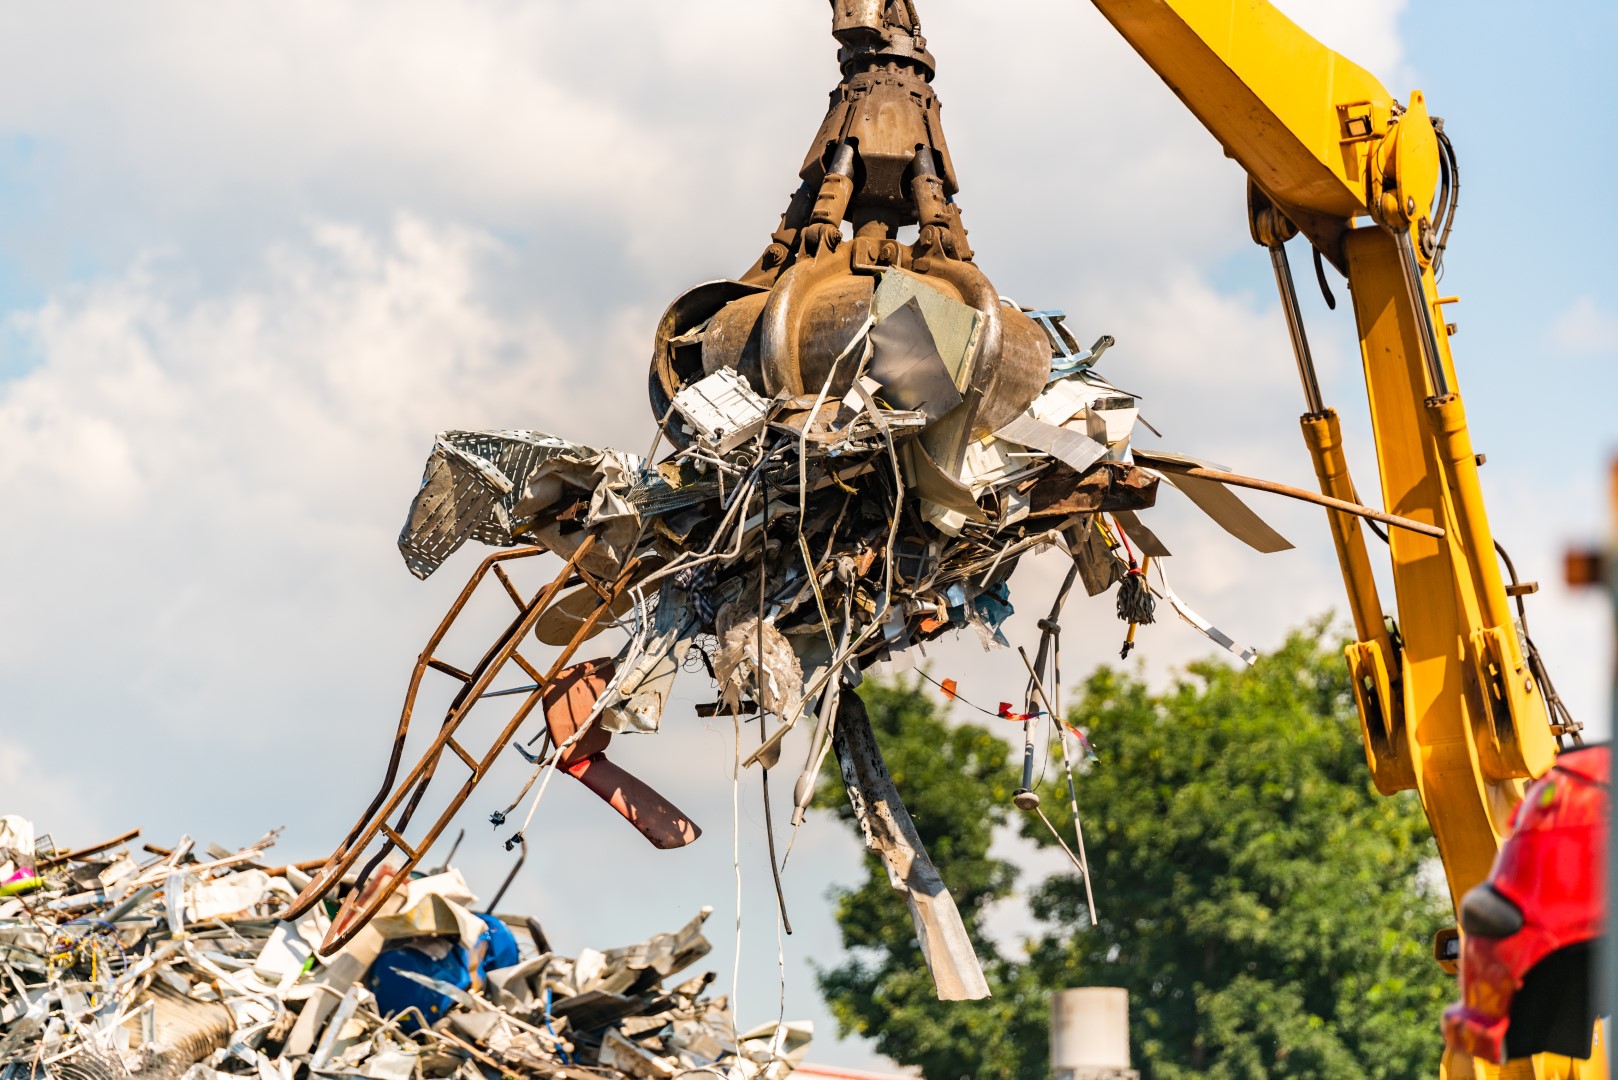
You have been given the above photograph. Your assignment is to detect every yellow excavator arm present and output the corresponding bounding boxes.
[1084,2,1593,1076]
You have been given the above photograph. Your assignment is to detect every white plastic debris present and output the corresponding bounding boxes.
[672,367,772,454]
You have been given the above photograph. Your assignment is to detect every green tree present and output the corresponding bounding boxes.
[814,625,1452,1079]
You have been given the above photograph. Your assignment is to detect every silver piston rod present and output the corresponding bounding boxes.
[1268,240,1325,414]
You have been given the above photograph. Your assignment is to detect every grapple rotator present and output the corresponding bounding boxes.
[651,0,1052,477]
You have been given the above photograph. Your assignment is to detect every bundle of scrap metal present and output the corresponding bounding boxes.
[396,292,1282,685]
[387,285,1285,1002]
[404,283,1183,716]
[0,818,810,1080]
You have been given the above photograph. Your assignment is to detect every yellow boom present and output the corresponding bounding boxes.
[1084,2,1595,1076]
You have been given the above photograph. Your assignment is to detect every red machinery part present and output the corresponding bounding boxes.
[1443,745,1608,1062]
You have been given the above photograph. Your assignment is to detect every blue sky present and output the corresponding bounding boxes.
[0,2,1612,1072]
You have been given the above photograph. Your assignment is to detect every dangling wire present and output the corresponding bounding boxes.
[755,467,792,934]
[1017,639,1098,927]
[916,670,1008,721]
[1050,612,1097,927]
[1495,539,1581,747]
[729,708,744,1040]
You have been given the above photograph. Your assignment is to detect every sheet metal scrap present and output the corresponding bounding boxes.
[303,0,1299,1004]
[0,820,809,1080]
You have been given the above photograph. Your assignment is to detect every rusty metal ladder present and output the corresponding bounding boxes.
[282,535,640,953]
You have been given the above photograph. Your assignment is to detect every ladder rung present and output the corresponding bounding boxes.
[379,824,418,862]
[511,651,546,684]
[492,564,526,610]
[575,567,613,603]
[446,737,481,773]
[427,659,473,682]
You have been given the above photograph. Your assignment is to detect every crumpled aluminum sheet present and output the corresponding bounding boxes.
[713,604,806,723]
[397,430,642,580]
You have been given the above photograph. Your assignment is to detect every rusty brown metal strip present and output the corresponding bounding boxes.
[261,857,330,878]
[509,651,545,684]
[378,824,417,863]
[38,828,142,869]
[1160,463,1444,539]
[576,565,614,605]
[425,658,473,682]
[293,544,553,895]
[315,555,640,954]
[289,546,579,924]
[444,737,481,774]
[491,563,526,610]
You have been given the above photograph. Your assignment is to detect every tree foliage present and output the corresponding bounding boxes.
[814,626,1452,1079]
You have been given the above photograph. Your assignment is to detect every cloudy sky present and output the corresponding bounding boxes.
[1,0,1613,1070]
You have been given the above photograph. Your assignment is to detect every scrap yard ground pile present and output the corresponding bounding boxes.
[0,822,807,1080]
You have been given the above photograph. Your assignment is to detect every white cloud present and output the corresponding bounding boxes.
[0,218,601,756]
[1279,0,1410,88]
[0,741,99,846]
[0,1,1409,297]
[1552,296,1618,355]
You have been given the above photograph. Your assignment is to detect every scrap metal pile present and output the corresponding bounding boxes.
[0,820,808,1080]
[287,0,1308,1008]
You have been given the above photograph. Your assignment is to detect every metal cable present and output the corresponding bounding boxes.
[755,467,792,934]
[1432,121,1461,281]
[1494,538,1581,745]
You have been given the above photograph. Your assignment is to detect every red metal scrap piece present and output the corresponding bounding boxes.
[543,659,701,850]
